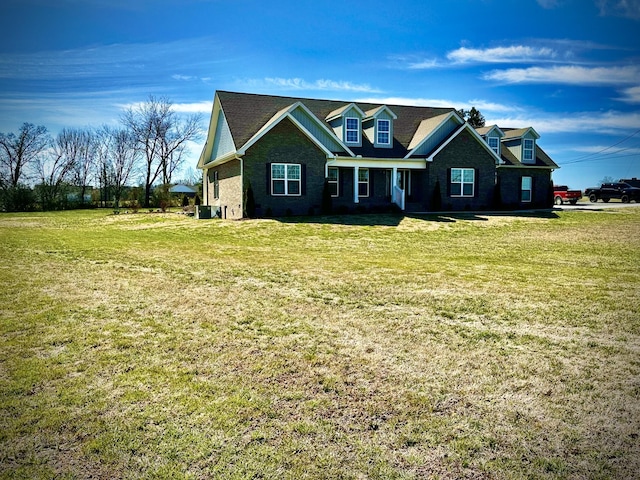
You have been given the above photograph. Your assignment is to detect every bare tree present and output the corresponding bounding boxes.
[96,125,139,209]
[122,96,201,207]
[35,135,76,210]
[177,166,200,186]
[0,123,50,188]
[56,128,97,206]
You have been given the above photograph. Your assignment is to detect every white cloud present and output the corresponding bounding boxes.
[172,101,213,113]
[172,74,195,81]
[117,100,212,115]
[447,46,557,64]
[354,96,517,113]
[595,0,640,19]
[537,0,561,7]
[406,59,440,70]
[263,77,382,93]
[483,65,640,85]
[486,110,640,134]
[572,145,640,155]
[616,86,640,103]
[355,97,454,107]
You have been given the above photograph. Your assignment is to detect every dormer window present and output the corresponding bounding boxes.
[523,139,534,163]
[377,119,390,145]
[488,136,499,156]
[363,105,396,148]
[345,117,359,144]
[326,103,364,147]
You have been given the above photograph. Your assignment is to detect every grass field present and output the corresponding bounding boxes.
[1,207,639,479]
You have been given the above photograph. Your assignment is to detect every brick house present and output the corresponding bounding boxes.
[198,91,558,218]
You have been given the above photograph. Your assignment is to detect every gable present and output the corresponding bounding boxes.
[406,113,462,158]
[238,102,349,157]
[431,127,498,167]
[427,123,501,164]
[289,105,347,154]
[211,108,235,161]
[199,94,237,168]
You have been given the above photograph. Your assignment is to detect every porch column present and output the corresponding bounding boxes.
[353,166,359,204]
[391,167,398,191]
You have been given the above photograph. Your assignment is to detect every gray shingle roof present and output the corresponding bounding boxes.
[216,91,454,158]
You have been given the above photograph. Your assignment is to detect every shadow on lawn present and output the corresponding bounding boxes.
[274,209,560,226]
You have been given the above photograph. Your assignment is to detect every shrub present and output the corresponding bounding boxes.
[431,180,442,211]
[321,181,332,214]
[244,182,256,218]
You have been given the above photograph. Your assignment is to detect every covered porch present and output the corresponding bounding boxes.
[325,156,430,213]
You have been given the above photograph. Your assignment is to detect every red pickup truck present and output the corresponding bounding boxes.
[553,185,582,205]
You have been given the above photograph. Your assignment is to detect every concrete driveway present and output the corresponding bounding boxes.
[554,200,640,211]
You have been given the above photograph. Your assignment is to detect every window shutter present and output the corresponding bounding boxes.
[266,163,271,196]
[301,164,306,195]
[474,168,479,197]
[531,176,535,203]
[446,168,451,196]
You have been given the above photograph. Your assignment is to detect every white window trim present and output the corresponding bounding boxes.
[521,176,532,202]
[328,167,339,198]
[450,168,475,198]
[271,163,301,196]
[488,136,500,156]
[358,168,370,197]
[377,119,391,145]
[345,117,360,144]
[523,139,535,163]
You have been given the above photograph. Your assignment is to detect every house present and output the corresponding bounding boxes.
[197,91,558,218]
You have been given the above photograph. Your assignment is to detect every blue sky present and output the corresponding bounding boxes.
[1,0,639,189]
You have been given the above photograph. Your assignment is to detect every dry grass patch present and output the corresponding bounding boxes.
[1,208,639,479]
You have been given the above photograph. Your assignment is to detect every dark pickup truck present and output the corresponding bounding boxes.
[584,182,640,203]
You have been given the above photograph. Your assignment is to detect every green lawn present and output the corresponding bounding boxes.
[1,208,639,479]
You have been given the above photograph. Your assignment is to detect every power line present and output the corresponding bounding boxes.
[560,128,640,164]
[560,152,640,165]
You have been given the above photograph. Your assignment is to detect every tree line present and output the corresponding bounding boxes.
[0,96,202,212]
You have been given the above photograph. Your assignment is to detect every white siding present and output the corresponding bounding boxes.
[211,110,235,161]
[290,107,346,153]
[411,116,459,157]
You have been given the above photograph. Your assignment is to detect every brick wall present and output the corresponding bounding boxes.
[428,129,496,211]
[205,159,242,219]
[498,168,553,209]
[243,118,327,217]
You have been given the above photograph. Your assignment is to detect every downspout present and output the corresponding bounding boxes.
[203,168,208,205]
[240,156,244,218]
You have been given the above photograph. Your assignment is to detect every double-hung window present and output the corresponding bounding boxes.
[377,119,390,145]
[345,117,359,144]
[521,176,532,202]
[488,136,499,156]
[271,163,301,196]
[328,167,339,197]
[523,139,534,163]
[358,168,369,197]
[450,168,474,197]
